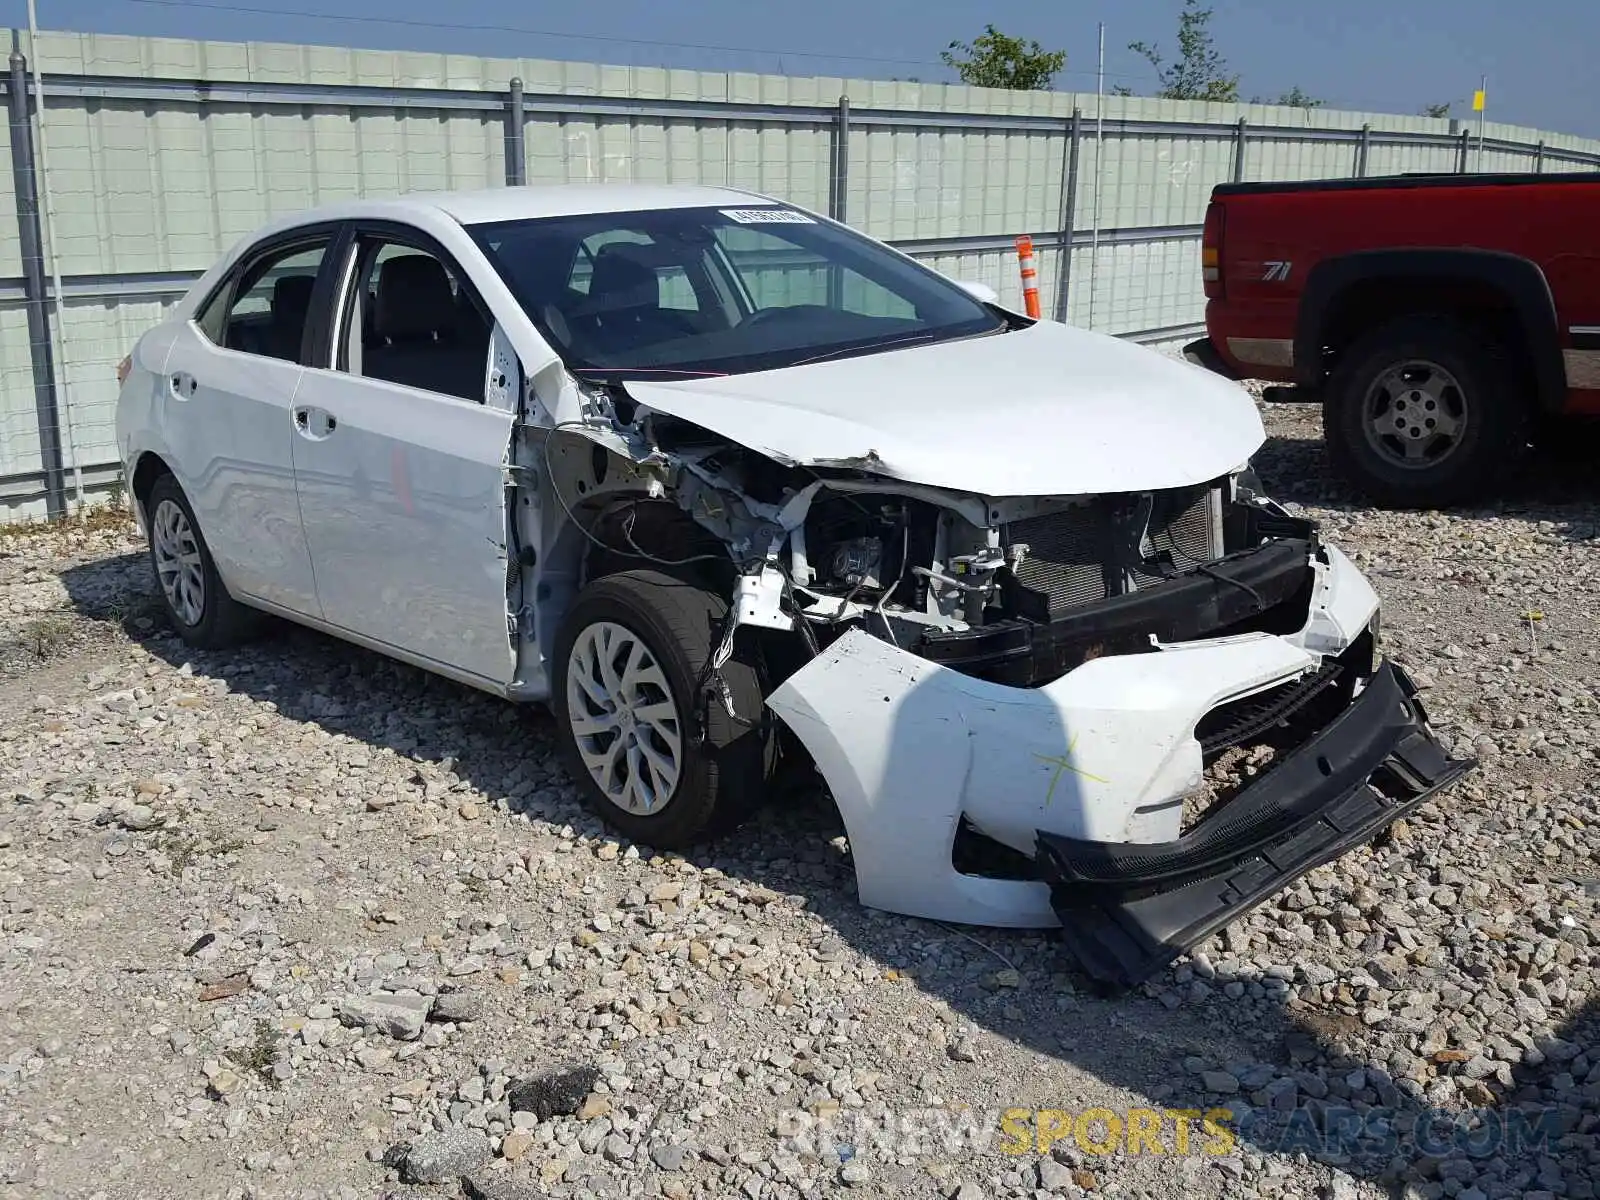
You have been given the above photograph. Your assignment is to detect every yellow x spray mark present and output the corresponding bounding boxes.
[1033,734,1109,806]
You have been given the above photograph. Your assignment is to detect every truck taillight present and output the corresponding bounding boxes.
[1202,201,1225,299]
[116,354,133,386]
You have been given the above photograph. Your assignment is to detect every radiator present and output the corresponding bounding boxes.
[1008,485,1223,615]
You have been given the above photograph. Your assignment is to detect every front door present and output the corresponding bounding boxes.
[161,233,336,616]
[290,228,517,688]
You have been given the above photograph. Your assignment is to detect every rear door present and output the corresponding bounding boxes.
[289,221,517,689]
[159,227,339,616]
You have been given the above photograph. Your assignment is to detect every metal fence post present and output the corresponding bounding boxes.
[1535,140,1545,173]
[827,95,850,310]
[503,76,524,186]
[1232,118,1247,183]
[1457,128,1470,173]
[829,95,850,223]
[7,42,66,520]
[1355,123,1370,178]
[1054,108,1081,324]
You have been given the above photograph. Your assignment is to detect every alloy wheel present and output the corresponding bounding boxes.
[564,620,684,815]
[151,498,206,627]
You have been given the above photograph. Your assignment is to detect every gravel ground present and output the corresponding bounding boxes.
[0,400,1596,1200]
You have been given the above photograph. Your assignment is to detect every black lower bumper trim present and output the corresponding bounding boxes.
[1036,662,1473,988]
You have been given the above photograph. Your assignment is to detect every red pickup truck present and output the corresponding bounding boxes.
[1184,172,1600,508]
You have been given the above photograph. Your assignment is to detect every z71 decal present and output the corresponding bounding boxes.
[1262,261,1293,282]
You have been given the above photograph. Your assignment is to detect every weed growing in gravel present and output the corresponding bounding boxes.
[0,499,134,542]
[227,1019,282,1087]
[22,614,76,658]
[96,592,164,632]
[150,830,245,877]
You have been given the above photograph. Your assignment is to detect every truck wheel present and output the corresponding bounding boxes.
[552,569,775,850]
[1323,315,1528,509]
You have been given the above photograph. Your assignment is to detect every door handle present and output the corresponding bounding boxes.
[293,407,338,438]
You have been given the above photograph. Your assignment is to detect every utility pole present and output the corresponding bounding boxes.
[1088,22,1105,331]
[27,0,83,504]
[1475,74,1487,172]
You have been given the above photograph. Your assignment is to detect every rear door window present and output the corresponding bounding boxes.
[196,241,331,363]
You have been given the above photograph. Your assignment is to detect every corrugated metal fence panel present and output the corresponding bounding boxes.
[0,111,16,278]
[0,306,38,480]
[1069,236,1205,336]
[1244,134,1358,184]
[912,245,1062,317]
[41,98,505,278]
[56,295,181,473]
[1472,147,1542,174]
[1365,141,1458,178]
[1084,129,1235,232]
[851,126,1065,242]
[524,115,832,213]
[0,107,36,485]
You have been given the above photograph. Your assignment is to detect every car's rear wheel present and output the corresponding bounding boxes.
[1323,314,1528,509]
[551,569,773,849]
[144,474,259,649]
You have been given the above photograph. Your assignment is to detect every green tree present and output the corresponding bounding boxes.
[1421,102,1452,118]
[1267,86,1323,109]
[941,25,1066,90]
[1129,0,1239,102]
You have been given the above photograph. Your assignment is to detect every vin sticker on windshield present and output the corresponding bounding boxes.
[719,208,816,224]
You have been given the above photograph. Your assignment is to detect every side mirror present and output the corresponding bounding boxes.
[956,280,999,305]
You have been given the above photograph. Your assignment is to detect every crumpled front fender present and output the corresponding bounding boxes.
[764,541,1382,929]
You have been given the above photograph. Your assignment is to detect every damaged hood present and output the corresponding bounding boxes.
[625,320,1264,496]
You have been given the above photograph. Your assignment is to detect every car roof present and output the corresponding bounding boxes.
[263,183,782,232]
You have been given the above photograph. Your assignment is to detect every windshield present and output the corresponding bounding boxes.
[467,205,1007,379]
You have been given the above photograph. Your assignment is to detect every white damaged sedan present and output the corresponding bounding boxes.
[116,184,1471,984]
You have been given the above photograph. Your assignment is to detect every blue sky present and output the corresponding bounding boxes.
[9,0,1598,138]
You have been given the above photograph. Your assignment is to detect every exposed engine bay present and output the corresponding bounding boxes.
[545,381,1322,692]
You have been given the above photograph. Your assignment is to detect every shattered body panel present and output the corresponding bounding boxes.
[766,544,1379,921]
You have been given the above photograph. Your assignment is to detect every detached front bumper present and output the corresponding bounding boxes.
[1038,661,1471,986]
[765,541,1474,985]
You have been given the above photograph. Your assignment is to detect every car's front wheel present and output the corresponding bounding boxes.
[144,473,259,649]
[551,569,773,849]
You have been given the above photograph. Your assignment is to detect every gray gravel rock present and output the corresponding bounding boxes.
[650,1142,690,1172]
[430,991,482,1023]
[398,1128,490,1183]
[337,992,433,1040]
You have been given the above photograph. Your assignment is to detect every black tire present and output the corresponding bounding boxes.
[143,473,261,649]
[551,569,774,849]
[1323,314,1529,509]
